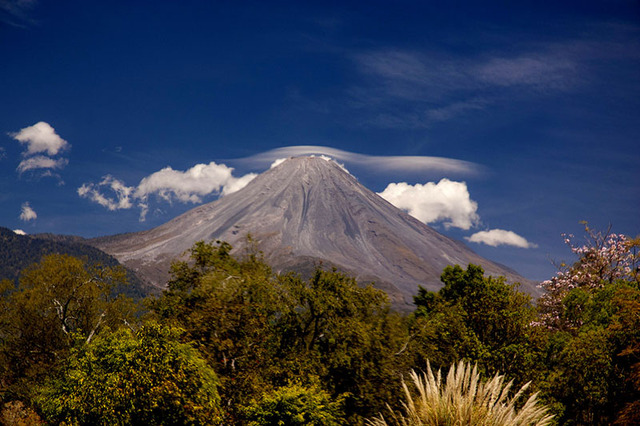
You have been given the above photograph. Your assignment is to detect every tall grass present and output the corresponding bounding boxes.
[368,361,553,426]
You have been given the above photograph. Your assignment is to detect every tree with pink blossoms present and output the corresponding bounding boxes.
[537,223,639,331]
[534,224,640,424]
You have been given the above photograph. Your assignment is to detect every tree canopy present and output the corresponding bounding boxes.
[0,226,638,425]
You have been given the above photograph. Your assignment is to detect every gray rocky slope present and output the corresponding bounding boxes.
[90,156,538,309]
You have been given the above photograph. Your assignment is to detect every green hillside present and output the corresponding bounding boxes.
[0,227,145,298]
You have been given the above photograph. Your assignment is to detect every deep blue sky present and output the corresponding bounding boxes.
[1,0,639,282]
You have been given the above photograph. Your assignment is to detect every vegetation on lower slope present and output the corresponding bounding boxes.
[0,227,145,299]
[0,225,637,425]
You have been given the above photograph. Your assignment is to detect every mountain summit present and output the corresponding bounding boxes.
[91,156,537,308]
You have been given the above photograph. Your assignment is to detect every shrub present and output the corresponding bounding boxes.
[244,382,344,426]
[368,361,553,426]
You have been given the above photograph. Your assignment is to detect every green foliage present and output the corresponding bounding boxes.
[0,227,145,298]
[150,240,280,421]
[36,322,222,426]
[7,231,639,425]
[150,240,410,424]
[539,281,640,424]
[368,361,553,426]
[0,254,137,401]
[535,227,640,424]
[244,382,344,426]
[275,269,409,421]
[411,264,544,384]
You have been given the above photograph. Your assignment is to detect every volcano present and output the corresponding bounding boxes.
[91,156,538,309]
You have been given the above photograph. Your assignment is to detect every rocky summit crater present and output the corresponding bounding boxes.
[90,156,538,309]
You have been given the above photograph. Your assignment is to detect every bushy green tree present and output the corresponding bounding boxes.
[36,322,222,425]
[150,241,409,424]
[244,382,344,426]
[149,240,280,421]
[0,254,136,401]
[411,264,544,384]
[536,226,640,424]
[274,269,409,421]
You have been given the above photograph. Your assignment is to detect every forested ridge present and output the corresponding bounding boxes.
[0,227,145,299]
[0,225,638,425]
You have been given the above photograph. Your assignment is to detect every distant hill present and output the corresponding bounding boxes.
[0,227,147,299]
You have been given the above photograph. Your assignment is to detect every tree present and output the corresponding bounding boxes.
[537,223,639,331]
[149,240,280,422]
[36,322,222,425]
[411,264,544,384]
[274,269,409,422]
[244,382,344,426]
[150,241,410,424]
[0,254,136,401]
[534,225,640,424]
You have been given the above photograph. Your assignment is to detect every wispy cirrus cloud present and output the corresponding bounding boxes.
[355,48,580,96]
[350,43,584,127]
[0,0,38,28]
[466,229,537,249]
[78,162,257,221]
[476,55,576,90]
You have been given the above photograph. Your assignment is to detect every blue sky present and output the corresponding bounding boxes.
[1,0,639,282]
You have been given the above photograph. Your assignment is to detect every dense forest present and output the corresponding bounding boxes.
[0,225,638,425]
[0,227,144,299]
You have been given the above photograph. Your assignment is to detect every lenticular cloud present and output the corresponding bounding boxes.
[238,145,481,177]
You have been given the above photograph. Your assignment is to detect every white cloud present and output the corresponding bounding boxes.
[17,155,68,173]
[377,179,479,230]
[10,122,70,177]
[19,202,37,222]
[465,229,538,248]
[134,162,252,203]
[270,158,287,168]
[79,161,256,221]
[13,229,26,235]
[238,145,481,177]
[10,121,70,156]
[221,172,258,196]
[77,175,134,211]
